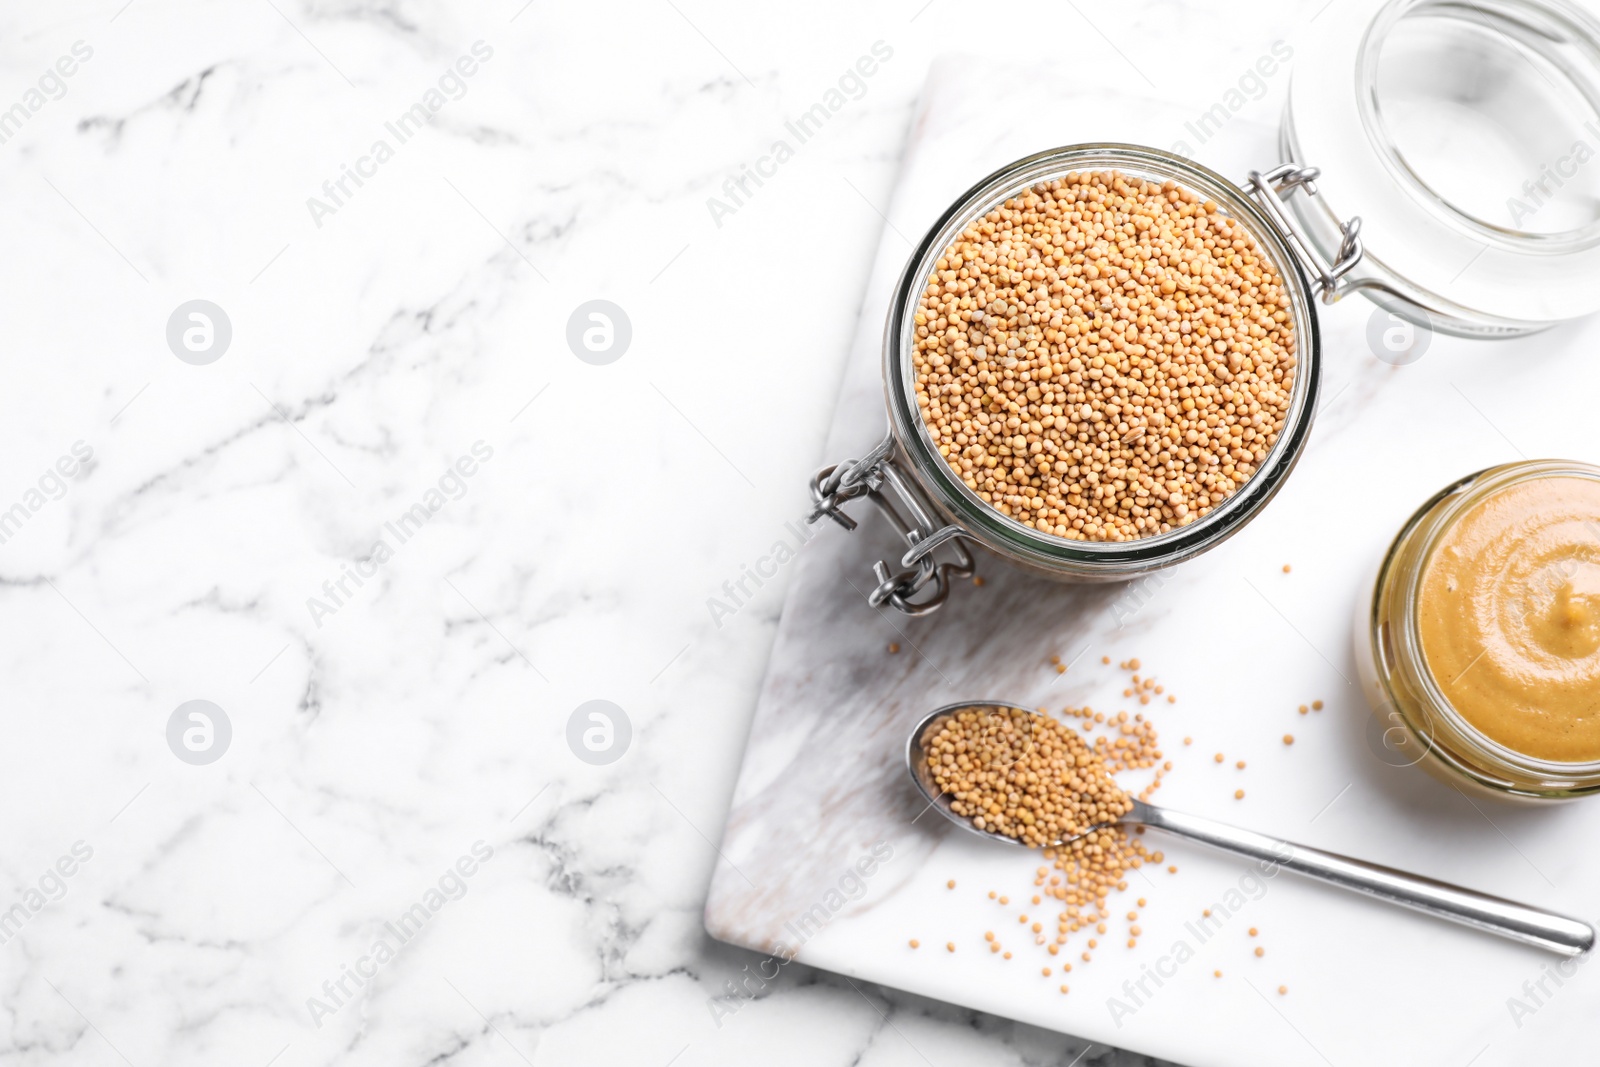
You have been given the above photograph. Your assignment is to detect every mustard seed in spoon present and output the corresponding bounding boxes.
[923,705,1140,849]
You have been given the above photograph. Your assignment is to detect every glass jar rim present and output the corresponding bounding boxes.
[883,144,1324,573]
[1395,459,1600,777]
[1356,0,1600,255]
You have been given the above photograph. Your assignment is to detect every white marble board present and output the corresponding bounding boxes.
[705,54,1600,1067]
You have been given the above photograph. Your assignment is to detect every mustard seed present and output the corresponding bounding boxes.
[1214,970,1223,978]
[1234,789,1245,799]
[1278,985,1288,995]
[1248,927,1258,937]
[973,575,985,586]
[1282,564,1291,573]
[1298,704,1308,715]
[1313,700,1324,710]
[1255,946,1265,957]
[923,705,1138,848]
[889,642,901,654]
[910,939,920,948]
[1236,760,1246,769]
[1283,734,1294,745]
[1214,752,1224,763]
[947,879,956,889]
[947,942,955,952]
[912,172,1296,543]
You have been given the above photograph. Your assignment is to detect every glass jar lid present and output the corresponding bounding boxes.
[1286,0,1600,332]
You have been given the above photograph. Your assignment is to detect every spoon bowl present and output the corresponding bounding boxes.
[906,700,1151,848]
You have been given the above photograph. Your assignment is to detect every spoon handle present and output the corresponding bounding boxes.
[1134,802,1595,957]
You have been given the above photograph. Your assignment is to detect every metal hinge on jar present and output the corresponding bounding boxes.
[1246,163,1364,303]
[808,432,976,616]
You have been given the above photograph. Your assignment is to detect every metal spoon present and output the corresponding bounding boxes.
[908,701,1595,958]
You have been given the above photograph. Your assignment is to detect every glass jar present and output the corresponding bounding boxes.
[1357,461,1600,800]
[1283,0,1600,337]
[808,146,1339,614]
[809,0,1600,615]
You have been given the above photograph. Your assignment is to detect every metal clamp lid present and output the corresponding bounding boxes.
[808,432,975,616]
[1246,163,1364,303]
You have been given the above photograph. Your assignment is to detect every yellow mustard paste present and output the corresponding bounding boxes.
[1419,476,1600,762]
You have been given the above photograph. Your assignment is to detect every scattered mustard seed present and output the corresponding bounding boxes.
[910,939,920,949]
[1214,752,1225,763]
[973,575,985,586]
[1214,970,1223,978]
[947,879,956,889]
[1234,789,1245,799]
[1236,760,1246,769]
[1248,927,1258,937]
[1313,699,1324,711]
[1255,946,1265,957]
[947,942,955,953]
[1283,734,1294,745]
[1298,704,1309,715]
[889,642,901,654]
[1278,985,1288,995]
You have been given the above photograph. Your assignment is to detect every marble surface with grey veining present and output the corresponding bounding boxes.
[6,1,1597,1066]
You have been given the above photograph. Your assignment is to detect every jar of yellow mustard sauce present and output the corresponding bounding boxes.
[1359,460,1600,800]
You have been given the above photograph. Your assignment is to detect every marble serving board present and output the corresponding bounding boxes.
[705,54,1600,1067]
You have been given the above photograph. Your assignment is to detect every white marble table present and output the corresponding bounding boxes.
[1,2,1581,1066]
